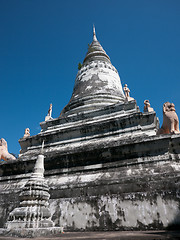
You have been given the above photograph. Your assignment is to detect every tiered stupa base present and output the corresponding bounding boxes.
[18,100,158,162]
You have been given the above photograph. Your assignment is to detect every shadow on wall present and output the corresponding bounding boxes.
[167,210,180,231]
[167,198,180,231]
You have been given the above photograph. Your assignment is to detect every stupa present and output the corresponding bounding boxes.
[0,27,180,232]
[3,143,62,237]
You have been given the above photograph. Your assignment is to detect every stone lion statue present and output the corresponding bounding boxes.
[157,102,180,135]
[0,138,16,161]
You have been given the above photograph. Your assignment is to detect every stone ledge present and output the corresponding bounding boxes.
[0,230,180,239]
[0,227,63,238]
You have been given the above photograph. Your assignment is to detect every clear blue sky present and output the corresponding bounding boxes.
[0,0,180,156]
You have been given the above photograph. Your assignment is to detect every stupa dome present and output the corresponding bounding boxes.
[61,26,125,117]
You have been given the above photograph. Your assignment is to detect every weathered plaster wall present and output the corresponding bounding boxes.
[49,195,179,230]
[46,157,180,230]
[0,135,180,230]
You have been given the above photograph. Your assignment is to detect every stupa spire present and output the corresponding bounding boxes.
[59,27,125,116]
[93,24,97,41]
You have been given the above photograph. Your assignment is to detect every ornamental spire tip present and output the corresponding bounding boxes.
[93,24,97,41]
